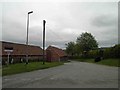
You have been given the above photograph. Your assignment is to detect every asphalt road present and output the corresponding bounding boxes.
[3,61,118,88]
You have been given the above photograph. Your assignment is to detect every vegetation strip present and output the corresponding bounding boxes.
[2,62,63,76]
[75,58,119,67]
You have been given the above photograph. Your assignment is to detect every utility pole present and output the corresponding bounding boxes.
[43,20,46,64]
[7,53,10,65]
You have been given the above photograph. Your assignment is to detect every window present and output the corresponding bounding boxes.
[4,47,13,52]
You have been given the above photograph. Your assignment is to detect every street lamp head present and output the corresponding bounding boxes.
[28,11,33,14]
[43,20,46,24]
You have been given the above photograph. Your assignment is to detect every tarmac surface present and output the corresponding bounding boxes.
[2,61,118,88]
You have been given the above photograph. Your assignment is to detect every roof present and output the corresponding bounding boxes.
[1,41,40,48]
[46,45,67,57]
[1,41,43,56]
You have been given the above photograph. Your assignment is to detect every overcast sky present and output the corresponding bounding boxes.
[1,1,118,49]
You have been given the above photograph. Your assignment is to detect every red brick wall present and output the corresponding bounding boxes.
[46,50,51,62]
[51,50,60,62]
[2,41,43,56]
[1,41,43,64]
[46,50,60,61]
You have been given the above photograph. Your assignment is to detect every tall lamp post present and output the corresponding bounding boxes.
[43,20,46,64]
[26,11,33,64]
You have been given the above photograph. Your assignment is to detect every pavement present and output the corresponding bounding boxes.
[2,61,118,88]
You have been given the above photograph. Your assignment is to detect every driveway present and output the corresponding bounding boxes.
[3,61,118,88]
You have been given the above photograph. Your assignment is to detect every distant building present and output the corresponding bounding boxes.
[46,46,68,62]
[0,41,43,64]
[0,41,68,64]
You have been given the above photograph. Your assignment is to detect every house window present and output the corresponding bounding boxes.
[4,47,13,52]
[4,47,13,50]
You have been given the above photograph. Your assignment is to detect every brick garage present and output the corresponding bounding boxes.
[46,46,68,62]
[1,41,43,64]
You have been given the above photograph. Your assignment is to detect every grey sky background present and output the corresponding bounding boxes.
[1,1,118,49]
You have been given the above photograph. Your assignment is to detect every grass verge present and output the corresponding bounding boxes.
[2,62,63,76]
[74,58,119,67]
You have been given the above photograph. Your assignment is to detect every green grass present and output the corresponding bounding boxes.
[2,62,63,76]
[75,58,120,67]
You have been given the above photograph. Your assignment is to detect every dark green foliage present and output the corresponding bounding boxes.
[87,50,98,58]
[74,44,82,56]
[99,49,104,57]
[88,44,120,59]
[111,44,120,58]
[103,48,111,58]
[76,32,98,52]
[65,42,76,56]
[65,32,119,59]
[103,44,120,58]
[65,32,98,57]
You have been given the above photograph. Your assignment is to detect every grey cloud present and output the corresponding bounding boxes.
[2,20,26,41]
[28,41,67,49]
[46,41,67,49]
[2,2,118,49]
[91,14,118,47]
[98,37,118,47]
[92,15,117,27]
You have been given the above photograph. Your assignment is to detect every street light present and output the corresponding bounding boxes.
[43,20,46,65]
[26,11,33,64]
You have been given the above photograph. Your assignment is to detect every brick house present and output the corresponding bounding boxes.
[46,46,68,62]
[0,41,43,64]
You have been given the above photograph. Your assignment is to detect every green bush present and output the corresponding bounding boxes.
[112,44,120,58]
[103,48,111,58]
[68,44,120,59]
[103,44,120,59]
[87,50,98,58]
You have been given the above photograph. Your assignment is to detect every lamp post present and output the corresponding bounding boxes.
[43,20,46,64]
[26,11,33,64]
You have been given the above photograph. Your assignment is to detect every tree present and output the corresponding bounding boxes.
[65,42,76,56]
[111,44,120,58]
[76,32,98,56]
[74,43,82,56]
